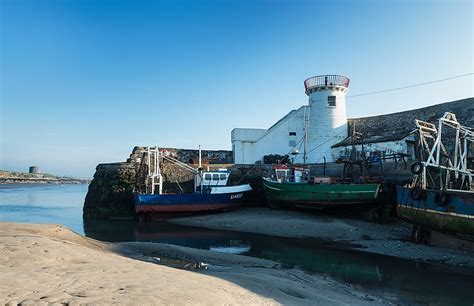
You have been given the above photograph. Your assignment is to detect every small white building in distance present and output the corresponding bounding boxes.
[231,74,474,165]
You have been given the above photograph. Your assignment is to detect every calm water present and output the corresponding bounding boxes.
[0,184,86,233]
[1,184,474,305]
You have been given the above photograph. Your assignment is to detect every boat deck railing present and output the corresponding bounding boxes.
[266,174,382,184]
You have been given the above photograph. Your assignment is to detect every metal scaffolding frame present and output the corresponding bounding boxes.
[415,112,474,190]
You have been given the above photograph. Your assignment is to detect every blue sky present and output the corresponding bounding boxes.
[1,0,472,177]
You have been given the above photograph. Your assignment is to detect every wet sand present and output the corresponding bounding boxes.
[170,208,474,269]
[0,222,381,305]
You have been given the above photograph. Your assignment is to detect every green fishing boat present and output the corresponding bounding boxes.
[262,165,381,209]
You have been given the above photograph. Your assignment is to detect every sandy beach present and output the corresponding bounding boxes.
[0,222,381,305]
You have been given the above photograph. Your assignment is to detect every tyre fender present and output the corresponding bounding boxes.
[410,161,423,175]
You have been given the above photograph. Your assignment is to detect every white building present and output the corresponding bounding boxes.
[232,76,474,165]
[232,107,308,164]
[232,75,350,164]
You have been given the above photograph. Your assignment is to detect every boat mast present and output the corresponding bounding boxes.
[303,107,308,165]
[155,147,163,195]
[147,146,152,194]
[198,144,202,169]
[198,145,203,193]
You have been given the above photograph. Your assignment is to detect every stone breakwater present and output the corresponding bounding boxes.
[0,170,90,184]
[83,146,414,219]
[83,162,137,218]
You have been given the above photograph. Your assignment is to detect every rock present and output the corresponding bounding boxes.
[83,163,137,219]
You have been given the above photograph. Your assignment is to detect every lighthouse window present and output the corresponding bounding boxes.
[289,132,296,136]
[328,96,336,106]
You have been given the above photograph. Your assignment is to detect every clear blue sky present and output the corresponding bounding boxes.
[1,0,472,177]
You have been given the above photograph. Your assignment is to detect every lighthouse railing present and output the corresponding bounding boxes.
[304,75,350,92]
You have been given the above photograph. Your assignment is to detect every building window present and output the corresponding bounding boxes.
[289,140,297,147]
[328,96,336,107]
[289,132,296,136]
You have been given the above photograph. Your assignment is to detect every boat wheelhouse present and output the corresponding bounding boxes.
[270,165,309,183]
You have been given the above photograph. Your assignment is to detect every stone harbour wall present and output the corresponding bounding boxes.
[128,146,233,165]
[83,162,137,218]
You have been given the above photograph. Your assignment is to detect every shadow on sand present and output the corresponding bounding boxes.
[84,218,474,305]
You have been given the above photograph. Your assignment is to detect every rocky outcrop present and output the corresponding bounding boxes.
[83,163,137,218]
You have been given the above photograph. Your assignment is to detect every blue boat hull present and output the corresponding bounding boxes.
[396,186,474,236]
[134,191,246,213]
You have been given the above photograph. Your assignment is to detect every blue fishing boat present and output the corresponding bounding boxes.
[397,113,474,239]
[134,147,252,215]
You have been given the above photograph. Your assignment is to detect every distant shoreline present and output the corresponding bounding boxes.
[0,170,90,185]
[0,179,89,184]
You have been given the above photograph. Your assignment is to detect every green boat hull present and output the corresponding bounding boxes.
[262,178,381,209]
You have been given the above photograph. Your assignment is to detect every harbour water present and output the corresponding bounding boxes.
[1,184,474,305]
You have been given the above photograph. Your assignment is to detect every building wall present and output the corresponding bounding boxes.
[306,87,348,163]
[29,166,40,174]
[232,85,352,165]
[232,107,307,164]
[253,107,306,164]
[231,128,267,164]
[331,136,415,161]
[235,141,258,164]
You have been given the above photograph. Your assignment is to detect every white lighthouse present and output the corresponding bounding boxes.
[231,74,350,164]
[304,75,350,163]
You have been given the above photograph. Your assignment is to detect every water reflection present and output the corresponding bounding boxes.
[84,219,474,306]
[84,219,252,251]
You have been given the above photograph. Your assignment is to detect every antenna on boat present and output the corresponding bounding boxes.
[156,147,163,195]
[198,144,203,193]
[198,144,202,169]
[303,106,308,165]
